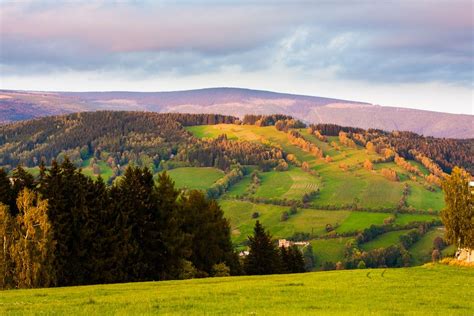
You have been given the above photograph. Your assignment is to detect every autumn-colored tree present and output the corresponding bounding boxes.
[441,167,473,249]
[363,160,373,171]
[10,189,56,288]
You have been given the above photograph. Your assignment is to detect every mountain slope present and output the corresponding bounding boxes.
[0,88,472,138]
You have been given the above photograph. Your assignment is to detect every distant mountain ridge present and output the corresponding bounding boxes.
[0,87,472,138]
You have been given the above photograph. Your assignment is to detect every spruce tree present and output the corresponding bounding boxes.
[0,203,14,289]
[244,221,281,275]
[0,169,13,211]
[180,190,239,276]
[154,171,187,280]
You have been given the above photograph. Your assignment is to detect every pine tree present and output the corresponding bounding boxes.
[154,171,187,280]
[244,221,281,275]
[0,169,13,211]
[9,165,35,215]
[111,166,156,282]
[180,190,239,276]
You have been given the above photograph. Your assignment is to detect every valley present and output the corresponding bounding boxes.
[1,112,466,271]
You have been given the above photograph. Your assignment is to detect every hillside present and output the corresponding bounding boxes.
[1,88,473,138]
[1,111,471,270]
[1,265,473,315]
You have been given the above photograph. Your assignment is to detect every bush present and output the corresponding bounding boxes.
[325,223,334,232]
[322,261,336,271]
[290,205,298,215]
[179,260,198,279]
[280,211,289,222]
[211,263,231,277]
[432,249,441,262]
[433,236,446,250]
[357,261,367,269]
[251,212,260,219]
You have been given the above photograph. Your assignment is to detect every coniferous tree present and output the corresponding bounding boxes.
[244,221,281,275]
[153,171,187,280]
[9,165,35,215]
[111,166,156,282]
[180,190,240,276]
[0,169,13,211]
[0,203,14,289]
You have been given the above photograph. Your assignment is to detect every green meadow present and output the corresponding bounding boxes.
[1,265,472,315]
[166,167,224,190]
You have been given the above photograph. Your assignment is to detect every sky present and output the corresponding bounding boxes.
[0,0,473,114]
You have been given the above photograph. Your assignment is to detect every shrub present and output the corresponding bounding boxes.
[211,263,231,277]
[251,212,260,219]
[322,261,336,271]
[325,223,334,232]
[280,211,289,222]
[432,249,441,262]
[290,205,298,215]
[357,261,367,269]
[433,236,446,250]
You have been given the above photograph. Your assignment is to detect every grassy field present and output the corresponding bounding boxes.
[360,230,411,251]
[166,167,224,190]
[335,212,388,233]
[310,237,352,267]
[408,228,456,265]
[1,265,472,315]
[188,124,445,211]
[219,200,351,245]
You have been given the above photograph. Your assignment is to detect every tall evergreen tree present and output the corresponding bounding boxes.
[180,190,239,276]
[153,171,187,280]
[0,169,13,211]
[110,166,156,282]
[244,221,281,275]
[0,203,14,289]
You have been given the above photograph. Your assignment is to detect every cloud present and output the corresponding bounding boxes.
[0,1,472,89]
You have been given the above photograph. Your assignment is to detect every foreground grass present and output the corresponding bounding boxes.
[1,265,472,315]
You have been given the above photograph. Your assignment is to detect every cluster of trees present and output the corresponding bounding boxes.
[242,114,305,128]
[244,221,306,275]
[310,123,473,174]
[1,161,241,289]
[394,155,423,176]
[380,168,399,182]
[308,124,365,136]
[0,112,214,170]
[338,131,357,148]
[206,165,245,199]
[181,134,284,172]
[287,130,323,159]
[306,126,328,142]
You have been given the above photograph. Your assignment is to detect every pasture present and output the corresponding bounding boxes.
[166,167,224,190]
[1,265,472,315]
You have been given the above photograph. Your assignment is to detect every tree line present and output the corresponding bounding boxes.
[0,160,241,288]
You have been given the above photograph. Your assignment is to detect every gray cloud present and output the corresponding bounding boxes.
[0,1,472,86]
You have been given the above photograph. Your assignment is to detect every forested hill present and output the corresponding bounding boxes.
[1,88,472,138]
[0,111,472,176]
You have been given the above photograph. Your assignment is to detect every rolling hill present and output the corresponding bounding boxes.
[1,88,472,138]
[2,111,469,270]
